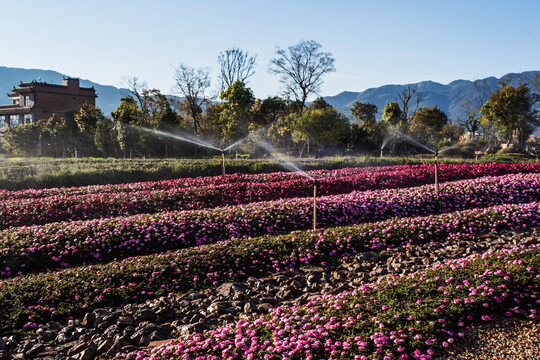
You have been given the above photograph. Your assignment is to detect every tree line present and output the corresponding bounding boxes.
[1,40,539,158]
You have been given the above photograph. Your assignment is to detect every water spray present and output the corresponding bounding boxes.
[312,179,319,230]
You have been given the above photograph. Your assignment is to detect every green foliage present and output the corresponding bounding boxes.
[409,106,450,150]
[291,106,349,151]
[310,97,332,110]
[218,80,256,142]
[74,103,106,157]
[382,102,402,127]
[112,96,141,158]
[350,101,377,126]
[0,124,41,156]
[410,106,448,132]
[41,114,76,157]
[480,84,539,148]
[94,118,117,156]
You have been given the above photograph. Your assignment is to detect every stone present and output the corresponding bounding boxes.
[66,342,87,356]
[45,322,63,332]
[36,328,57,342]
[178,322,209,335]
[104,343,122,358]
[117,315,134,326]
[24,343,45,357]
[96,339,113,355]
[130,325,173,347]
[207,302,226,315]
[133,309,157,323]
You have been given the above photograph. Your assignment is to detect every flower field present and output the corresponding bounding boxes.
[0,162,539,360]
[0,162,539,229]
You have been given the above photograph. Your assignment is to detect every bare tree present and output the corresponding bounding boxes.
[268,40,335,114]
[396,86,421,131]
[217,48,256,91]
[173,64,211,135]
[123,76,148,107]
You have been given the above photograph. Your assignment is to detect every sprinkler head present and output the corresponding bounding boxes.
[313,179,319,186]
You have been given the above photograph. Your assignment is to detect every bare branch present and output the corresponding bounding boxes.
[173,64,211,135]
[217,48,257,90]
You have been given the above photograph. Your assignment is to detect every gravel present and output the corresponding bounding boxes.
[435,317,540,360]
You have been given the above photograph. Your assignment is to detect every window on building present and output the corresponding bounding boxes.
[24,114,33,125]
[9,115,20,128]
[0,116,5,128]
[24,96,30,106]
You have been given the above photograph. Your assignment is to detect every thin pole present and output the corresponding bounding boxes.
[221,152,226,177]
[313,182,317,230]
[435,154,439,195]
[380,150,383,158]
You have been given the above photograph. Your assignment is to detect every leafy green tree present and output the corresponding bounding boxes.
[94,118,118,156]
[382,102,402,127]
[1,123,41,156]
[441,123,465,145]
[291,106,349,156]
[480,84,539,149]
[218,80,255,144]
[350,101,377,126]
[112,96,141,158]
[310,97,331,110]
[74,103,105,156]
[268,40,335,114]
[251,96,287,156]
[41,114,76,157]
[151,92,180,157]
[409,106,449,150]
[410,106,448,132]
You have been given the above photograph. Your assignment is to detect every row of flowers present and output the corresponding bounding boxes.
[2,173,540,277]
[0,163,523,229]
[1,163,540,230]
[1,200,539,335]
[0,164,408,199]
[117,244,539,360]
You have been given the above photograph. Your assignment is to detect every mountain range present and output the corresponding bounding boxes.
[1,66,538,122]
[324,70,540,122]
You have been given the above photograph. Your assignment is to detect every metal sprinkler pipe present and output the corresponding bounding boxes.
[313,179,319,230]
[221,151,226,177]
[380,150,383,158]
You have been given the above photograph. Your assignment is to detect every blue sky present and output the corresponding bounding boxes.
[3,0,539,100]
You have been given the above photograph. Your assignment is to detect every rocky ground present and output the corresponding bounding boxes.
[434,316,540,360]
[1,227,539,360]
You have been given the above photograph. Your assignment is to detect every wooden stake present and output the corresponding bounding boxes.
[221,152,226,177]
[313,180,318,230]
[435,154,439,195]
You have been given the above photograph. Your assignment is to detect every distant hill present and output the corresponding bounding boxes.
[323,70,540,122]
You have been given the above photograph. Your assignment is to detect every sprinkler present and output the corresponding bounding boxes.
[221,151,226,177]
[434,151,439,195]
[313,179,319,230]
[380,150,383,158]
